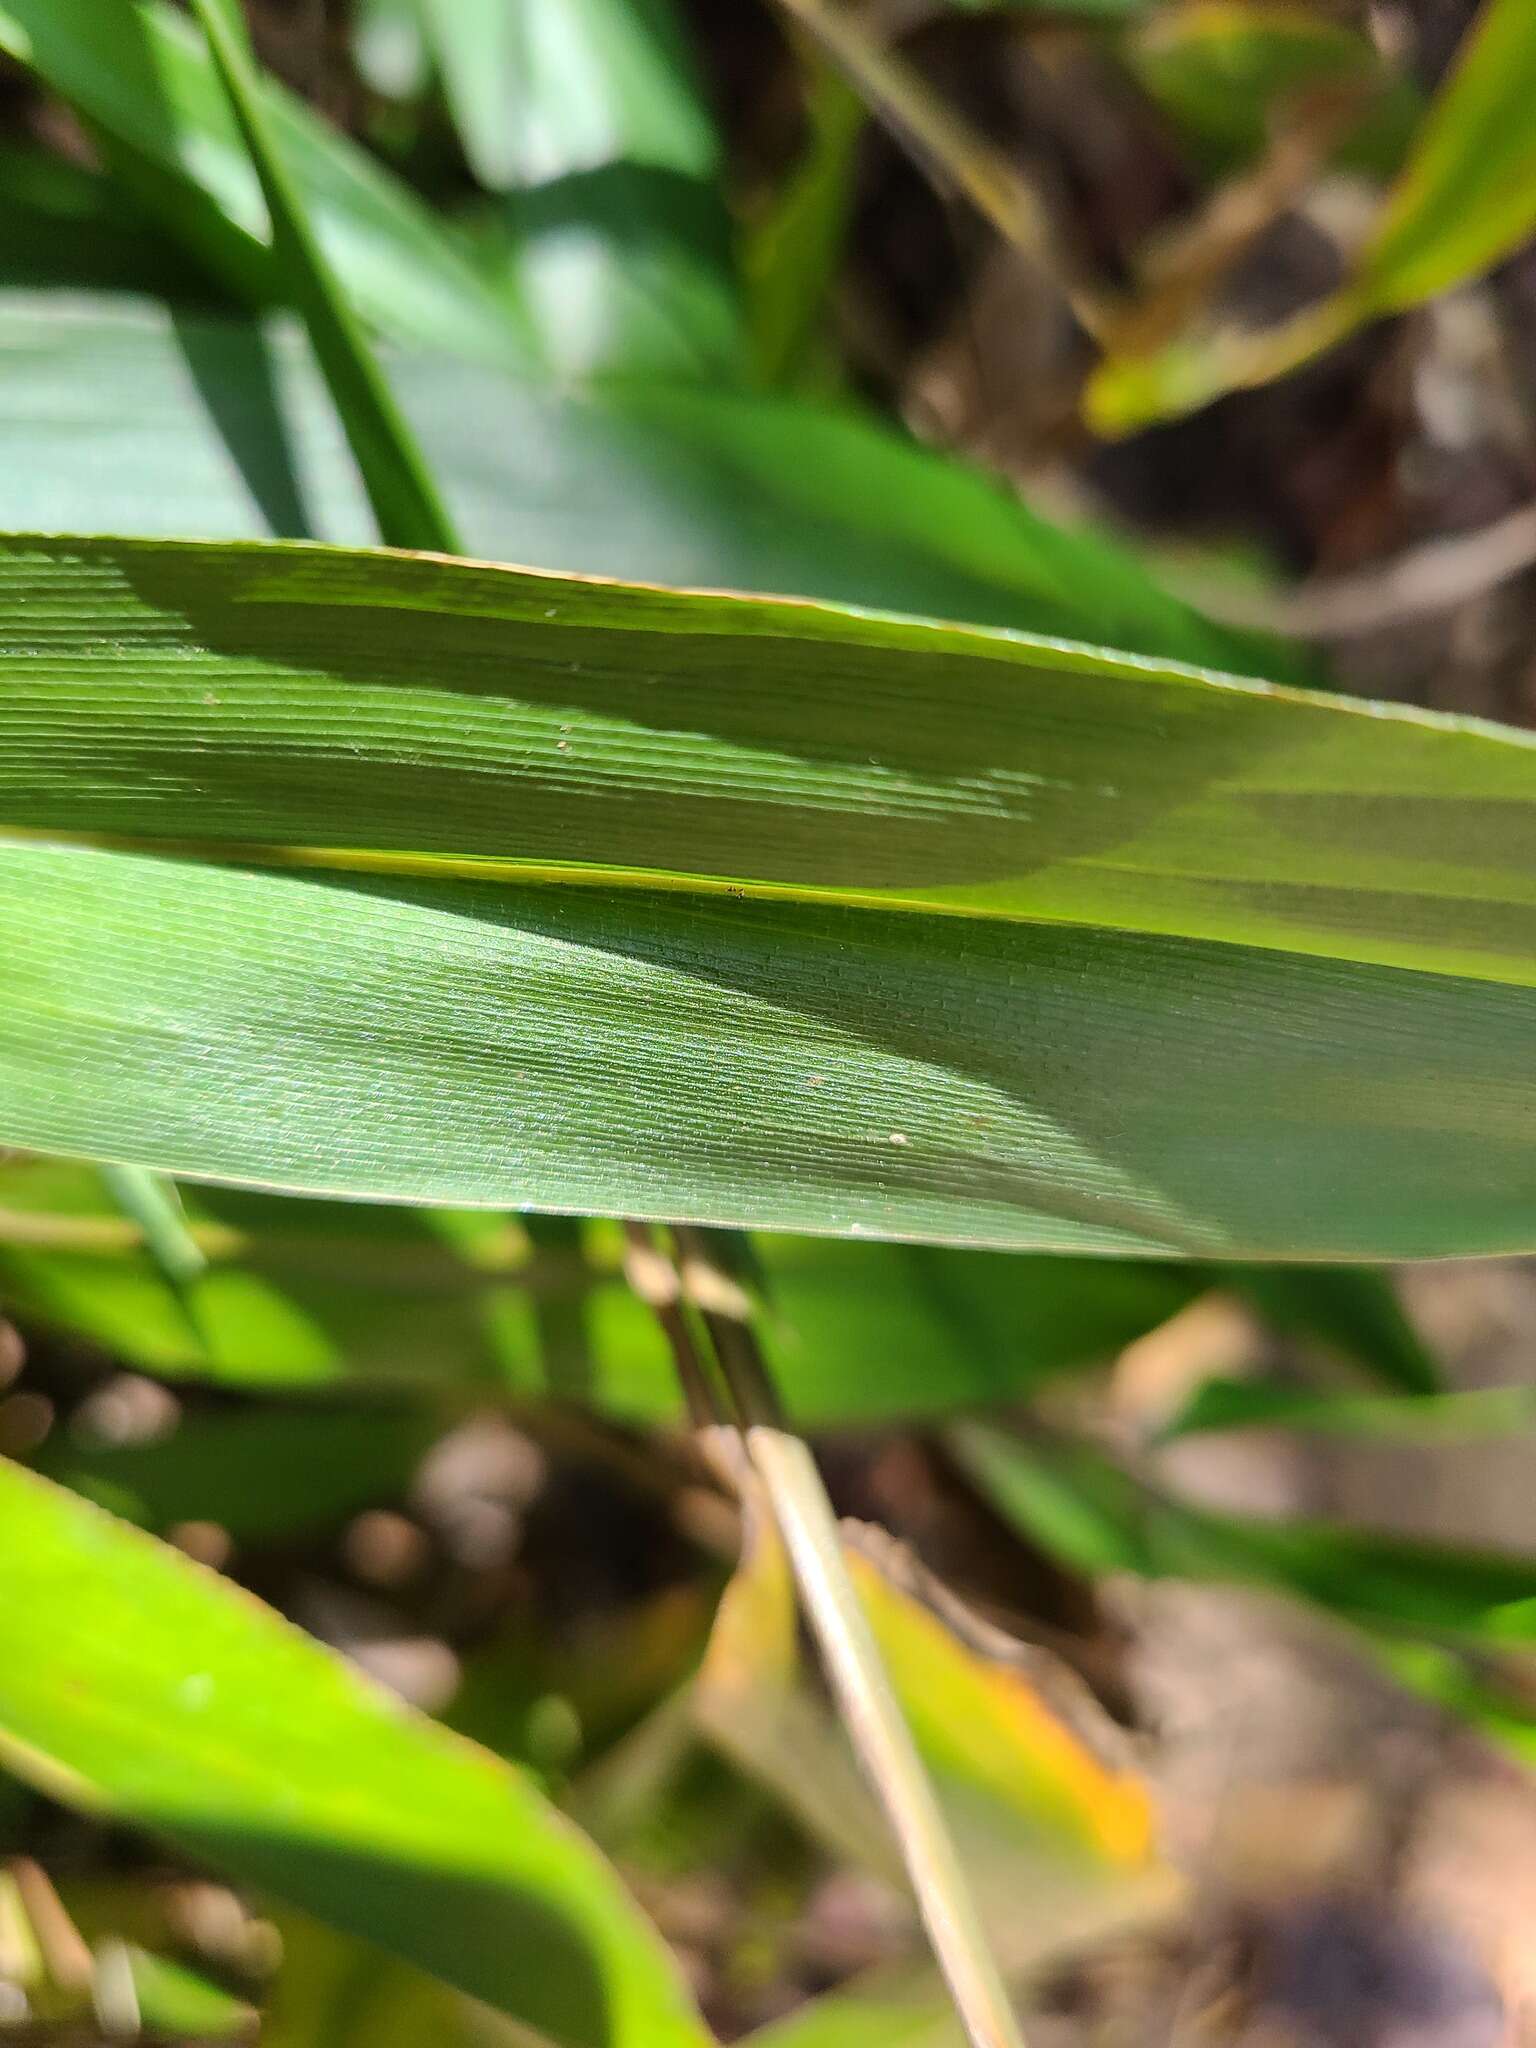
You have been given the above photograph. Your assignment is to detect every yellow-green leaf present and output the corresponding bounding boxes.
[0,1458,709,2048]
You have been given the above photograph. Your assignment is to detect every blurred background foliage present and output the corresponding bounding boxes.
[3,0,1536,2043]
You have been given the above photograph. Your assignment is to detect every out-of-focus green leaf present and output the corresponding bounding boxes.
[3,536,1536,1253]
[415,0,716,192]
[743,1967,963,2048]
[96,1161,209,1351]
[0,1158,544,1391]
[0,0,530,368]
[118,1944,258,2039]
[1354,0,1536,314]
[186,0,460,555]
[33,1406,440,1543]
[98,1166,207,1295]
[1158,1376,1536,1443]
[0,1161,1206,1417]
[0,289,1280,669]
[1089,0,1536,432]
[486,165,746,380]
[0,148,221,298]
[259,1908,529,2047]
[413,0,733,374]
[457,0,719,190]
[1370,1639,1536,1768]
[417,0,523,189]
[746,61,864,387]
[89,1174,200,1296]
[1126,3,1421,180]
[11,1879,255,2039]
[0,1459,710,2048]
[951,1425,1536,1642]
[1227,1267,1440,1394]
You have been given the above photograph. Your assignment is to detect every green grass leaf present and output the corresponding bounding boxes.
[2,1163,1442,1424]
[1354,0,1536,314]
[0,0,530,368]
[481,164,747,381]
[257,1907,531,2046]
[2,838,1536,1258]
[185,0,459,554]
[1089,0,1536,431]
[1226,1266,1440,1394]
[1157,1376,1536,1443]
[422,0,718,192]
[1,534,1536,1253]
[745,62,864,388]
[0,1458,710,2048]
[97,1166,208,1294]
[0,1161,1207,1416]
[951,1425,1536,1641]
[32,1405,441,1543]
[352,0,430,104]
[0,147,221,298]
[0,287,1293,674]
[1126,2,1421,180]
[0,532,1526,983]
[116,1945,259,2040]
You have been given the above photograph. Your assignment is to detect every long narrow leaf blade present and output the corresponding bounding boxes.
[3,537,1536,1250]
[0,0,529,368]
[0,288,1292,673]
[0,534,1531,985]
[0,1458,709,2048]
[1355,0,1536,313]
[5,835,1536,1255]
[185,0,458,554]
[1157,1377,1536,1443]
[950,1426,1536,1640]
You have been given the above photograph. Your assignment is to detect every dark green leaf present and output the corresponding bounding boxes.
[1158,1376,1535,1443]
[745,62,864,387]
[951,1425,1536,1640]
[0,533,1522,983]
[0,148,221,299]
[484,165,746,380]
[7,834,1536,1257]
[1227,1266,1440,1394]
[33,1406,440,1543]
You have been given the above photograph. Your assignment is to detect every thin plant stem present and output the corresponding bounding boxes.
[746,1426,1028,2048]
[667,1225,1026,2048]
[622,1221,728,1429]
[772,0,1118,341]
[187,0,460,553]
